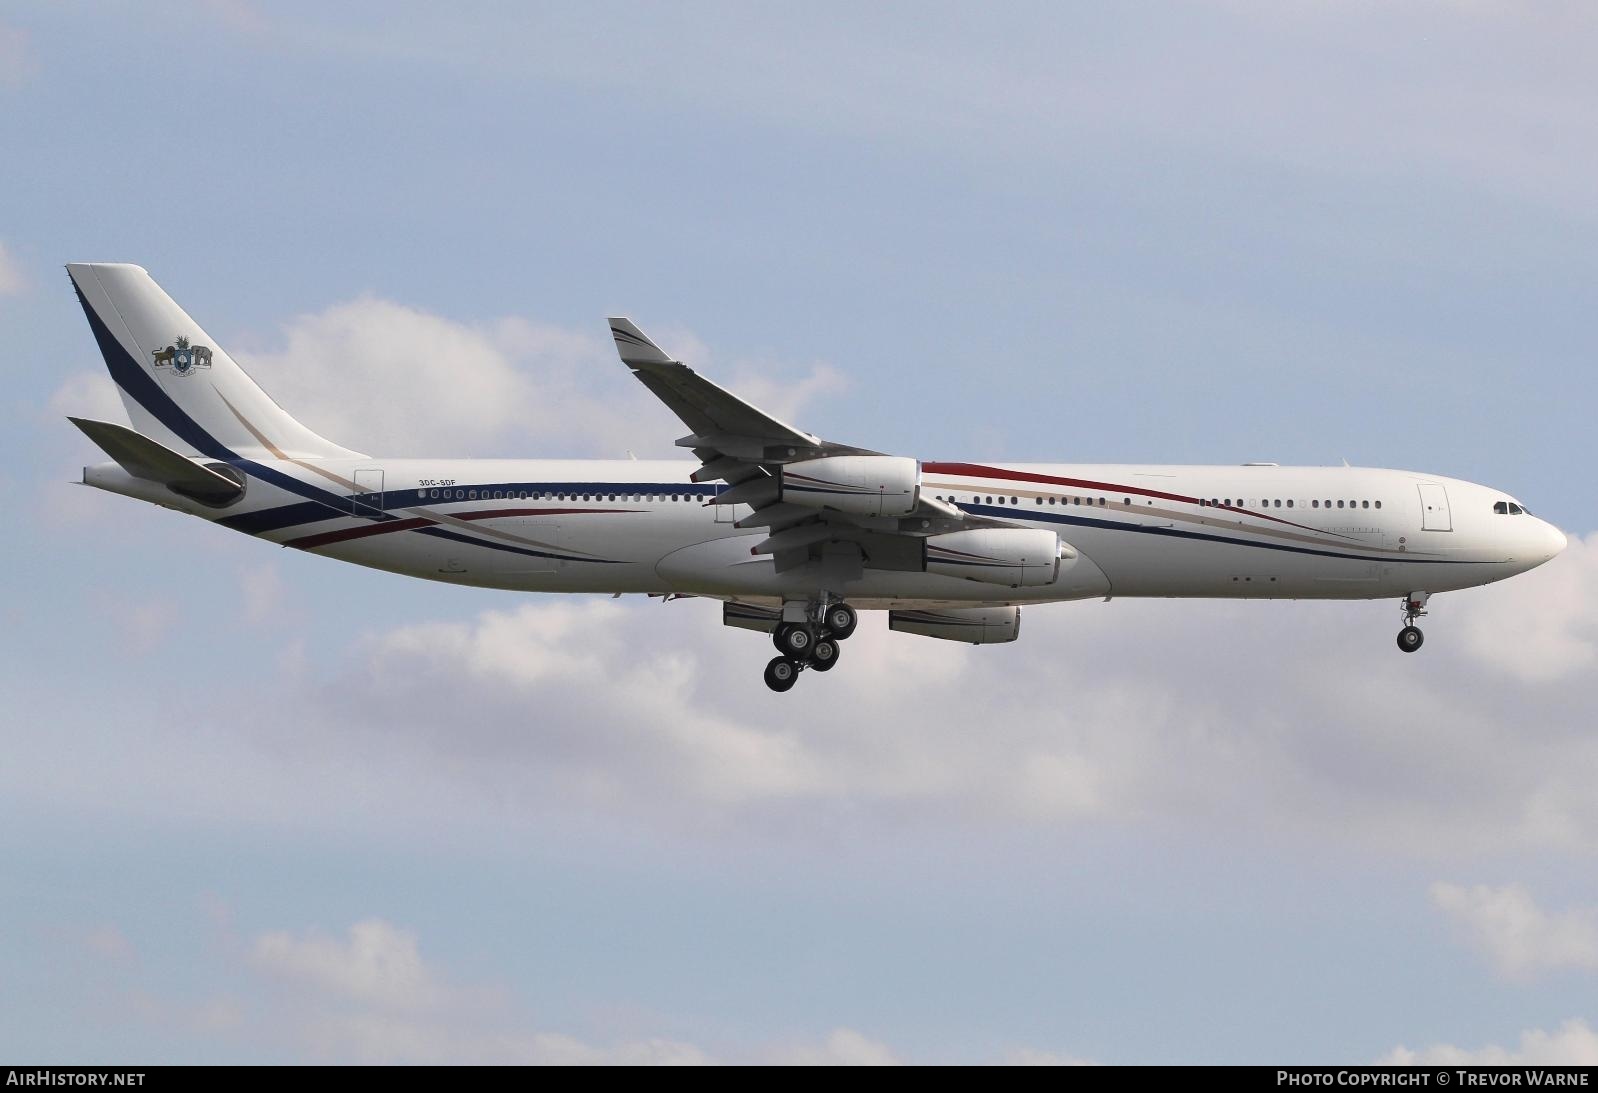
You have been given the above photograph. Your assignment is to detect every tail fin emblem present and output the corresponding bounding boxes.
[152,334,213,377]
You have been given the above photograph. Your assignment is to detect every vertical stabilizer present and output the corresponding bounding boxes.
[67,263,362,460]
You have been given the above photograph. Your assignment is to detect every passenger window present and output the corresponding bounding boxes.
[1362,500,1369,509]
[1286,500,1293,508]
[1375,501,1381,509]
[1312,500,1319,508]
[468,490,477,499]
[1273,500,1281,508]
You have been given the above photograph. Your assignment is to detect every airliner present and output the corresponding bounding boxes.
[66,263,1567,692]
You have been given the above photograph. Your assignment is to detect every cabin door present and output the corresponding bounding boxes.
[1418,483,1452,532]
[352,468,385,519]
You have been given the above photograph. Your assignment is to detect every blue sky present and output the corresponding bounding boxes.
[4,1,1598,1064]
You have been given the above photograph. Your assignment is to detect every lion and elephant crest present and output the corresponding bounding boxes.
[151,335,213,377]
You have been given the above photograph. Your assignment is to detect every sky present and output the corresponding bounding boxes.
[3,0,1598,1065]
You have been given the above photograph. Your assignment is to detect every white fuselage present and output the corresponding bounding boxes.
[87,455,1566,610]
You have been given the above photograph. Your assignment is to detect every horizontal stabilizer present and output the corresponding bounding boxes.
[69,417,245,504]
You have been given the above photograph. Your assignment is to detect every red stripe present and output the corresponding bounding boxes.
[284,507,640,550]
[286,517,436,550]
[454,507,637,521]
[923,461,1323,534]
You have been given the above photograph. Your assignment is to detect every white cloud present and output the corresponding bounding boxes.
[251,919,454,1012]
[1002,1048,1098,1066]
[229,297,845,460]
[278,540,1598,854]
[147,913,921,1064]
[1381,1018,1598,1066]
[239,917,708,1063]
[240,563,295,627]
[765,1028,901,1066]
[0,241,25,294]
[1459,533,1598,683]
[9,532,1598,858]
[1431,883,1598,980]
[47,371,125,425]
[726,361,851,433]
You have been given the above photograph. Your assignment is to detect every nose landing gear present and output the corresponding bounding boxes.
[763,602,857,691]
[1396,591,1430,653]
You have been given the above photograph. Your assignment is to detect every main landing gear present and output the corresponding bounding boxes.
[764,603,857,692]
[1396,591,1430,653]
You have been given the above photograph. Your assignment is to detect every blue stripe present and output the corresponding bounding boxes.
[399,482,717,508]
[231,481,722,535]
[218,500,338,534]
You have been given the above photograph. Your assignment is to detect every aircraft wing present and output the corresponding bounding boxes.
[608,318,1017,569]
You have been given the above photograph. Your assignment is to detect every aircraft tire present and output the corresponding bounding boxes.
[764,656,800,692]
[810,639,840,671]
[777,624,814,657]
[824,605,858,640]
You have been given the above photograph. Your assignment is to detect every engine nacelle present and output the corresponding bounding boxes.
[781,455,920,518]
[889,606,1021,644]
[722,601,781,634]
[924,528,1062,587]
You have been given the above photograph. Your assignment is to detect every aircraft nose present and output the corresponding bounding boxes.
[1543,520,1568,561]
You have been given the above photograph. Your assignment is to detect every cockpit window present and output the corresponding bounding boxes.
[1493,501,1509,514]
[1508,502,1524,515]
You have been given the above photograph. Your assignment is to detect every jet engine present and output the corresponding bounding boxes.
[780,455,920,517]
[924,528,1064,587]
[889,606,1021,644]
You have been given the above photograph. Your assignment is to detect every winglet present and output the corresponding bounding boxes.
[608,317,675,368]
